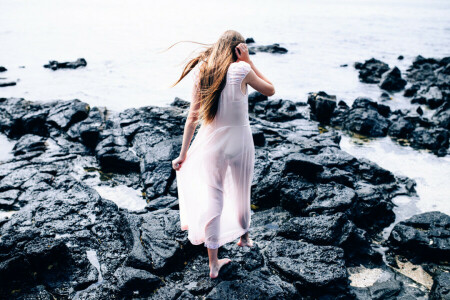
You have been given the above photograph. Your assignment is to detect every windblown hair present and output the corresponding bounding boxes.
[169,30,245,125]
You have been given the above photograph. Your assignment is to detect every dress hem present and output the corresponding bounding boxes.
[181,226,250,249]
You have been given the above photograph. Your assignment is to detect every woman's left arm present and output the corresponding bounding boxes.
[172,83,201,170]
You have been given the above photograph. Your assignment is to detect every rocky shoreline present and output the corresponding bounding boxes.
[307,55,450,157]
[0,93,448,299]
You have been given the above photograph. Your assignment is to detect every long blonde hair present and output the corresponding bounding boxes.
[169,30,245,125]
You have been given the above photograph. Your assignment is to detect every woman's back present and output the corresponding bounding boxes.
[193,60,252,128]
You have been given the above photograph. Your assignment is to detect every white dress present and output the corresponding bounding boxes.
[176,60,255,249]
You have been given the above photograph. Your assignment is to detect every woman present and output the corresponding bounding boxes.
[171,30,275,279]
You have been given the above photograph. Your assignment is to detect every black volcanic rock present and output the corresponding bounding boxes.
[307,91,337,124]
[379,67,407,92]
[0,96,422,299]
[355,58,390,84]
[248,43,288,54]
[0,81,16,87]
[43,58,87,70]
[386,211,450,262]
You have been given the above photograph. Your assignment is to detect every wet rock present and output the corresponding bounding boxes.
[251,126,265,147]
[386,211,450,262]
[283,152,324,178]
[0,189,21,210]
[405,55,450,111]
[169,97,190,109]
[304,182,356,216]
[342,105,390,137]
[140,138,180,199]
[0,66,7,72]
[248,91,268,105]
[379,67,407,92]
[265,237,349,296]
[67,106,106,149]
[245,37,255,44]
[380,92,391,101]
[356,58,390,84]
[135,208,189,273]
[387,117,415,139]
[416,106,424,115]
[412,85,445,109]
[46,99,90,130]
[430,272,450,300]
[368,279,403,300]
[403,83,421,97]
[277,212,355,247]
[323,97,392,138]
[43,58,87,70]
[12,134,47,158]
[432,102,450,129]
[0,96,420,299]
[95,128,140,173]
[248,43,288,54]
[250,99,303,122]
[146,195,179,211]
[0,81,16,87]
[113,266,162,297]
[353,182,395,232]
[307,91,337,124]
[205,269,298,299]
[398,55,404,60]
[410,127,449,152]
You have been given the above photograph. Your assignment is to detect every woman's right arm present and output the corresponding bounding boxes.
[172,79,201,171]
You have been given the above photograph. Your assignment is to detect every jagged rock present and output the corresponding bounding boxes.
[430,272,450,300]
[43,58,87,70]
[0,96,421,299]
[388,117,415,139]
[356,58,390,84]
[248,43,288,54]
[379,67,407,92]
[12,134,47,159]
[113,266,161,297]
[245,37,255,44]
[265,237,349,296]
[307,91,337,124]
[46,99,90,130]
[432,102,450,129]
[386,211,450,262]
[0,81,16,87]
[0,66,7,72]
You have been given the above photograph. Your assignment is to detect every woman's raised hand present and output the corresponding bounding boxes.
[235,43,251,63]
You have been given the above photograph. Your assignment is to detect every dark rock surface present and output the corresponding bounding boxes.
[43,58,87,70]
[0,95,423,299]
[379,67,407,92]
[385,211,450,263]
[248,43,288,54]
[0,81,16,87]
[403,55,449,111]
[0,66,7,72]
[308,92,449,156]
[354,58,390,84]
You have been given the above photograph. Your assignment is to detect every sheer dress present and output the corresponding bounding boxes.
[176,60,255,249]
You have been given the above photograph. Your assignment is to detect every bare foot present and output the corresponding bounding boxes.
[237,236,254,247]
[209,258,231,279]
